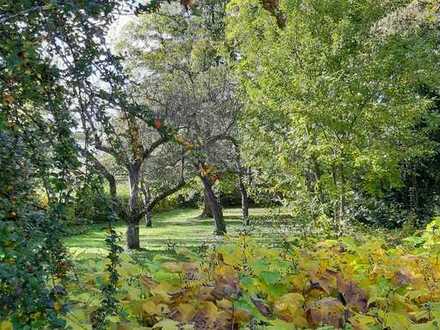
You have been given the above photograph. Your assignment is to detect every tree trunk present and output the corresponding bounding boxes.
[238,175,250,225]
[127,219,140,250]
[145,207,152,227]
[127,164,142,249]
[108,175,117,200]
[201,175,226,235]
[232,143,250,225]
[200,189,213,218]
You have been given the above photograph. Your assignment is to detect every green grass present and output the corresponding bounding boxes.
[65,208,281,257]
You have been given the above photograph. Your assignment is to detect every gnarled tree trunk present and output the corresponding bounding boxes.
[200,175,226,235]
[200,189,213,218]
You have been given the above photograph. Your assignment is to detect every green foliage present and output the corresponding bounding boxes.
[226,0,440,227]
[0,132,70,329]
[74,178,114,224]
[0,0,141,326]
[90,222,124,329]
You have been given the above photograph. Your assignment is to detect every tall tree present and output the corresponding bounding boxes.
[116,1,240,235]
[227,0,440,229]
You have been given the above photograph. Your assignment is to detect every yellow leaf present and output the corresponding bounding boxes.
[0,321,13,330]
[410,321,440,330]
[380,311,412,330]
[176,303,196,322]
[200,301,219,321]
[142,300,159,315]
[274,293,307,326]
[153,319,179,330]
[349,314,378,330]
[217,298,233,310]
[54,301,62,312]
[161,262,182,273]
[274,292,304,313]
[151,283,173,303]
[267,320,297,330]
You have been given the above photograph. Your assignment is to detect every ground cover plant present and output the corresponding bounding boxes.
[60,212,440,329]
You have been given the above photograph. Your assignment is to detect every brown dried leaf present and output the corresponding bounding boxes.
[251,296,272,317]
[306,297,346,328]
[337,277,368,313]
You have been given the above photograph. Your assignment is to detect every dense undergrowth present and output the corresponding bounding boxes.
[46,217,440,330]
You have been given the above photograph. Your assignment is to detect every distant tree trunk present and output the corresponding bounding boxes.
[127,163,142,250]
[200,189,213,218]
[108,175,117,200]
[233,142,250,225]
[200,175,226,235]
[238,174,250,225]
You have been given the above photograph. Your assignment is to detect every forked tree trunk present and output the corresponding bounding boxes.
[200,175,226,235]
[200,189,213,218]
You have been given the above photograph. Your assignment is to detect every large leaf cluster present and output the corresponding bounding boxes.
[63,221,440,329]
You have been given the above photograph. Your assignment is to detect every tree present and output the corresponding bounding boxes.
[116,1,241,235]
[227,0,440,230]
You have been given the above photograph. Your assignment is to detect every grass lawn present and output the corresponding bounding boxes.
[65,208,284,257]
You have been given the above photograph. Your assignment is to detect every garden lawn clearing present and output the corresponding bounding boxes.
[65,208,279,256]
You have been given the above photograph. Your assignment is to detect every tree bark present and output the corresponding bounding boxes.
[200,189,213,218]
[127,164,142,249]
[127,218,140,250]
[145,207,153,227]
[233,143,250,225]
[200,175,226,235]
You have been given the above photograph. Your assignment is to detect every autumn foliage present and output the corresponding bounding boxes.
[63,219,440,329]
